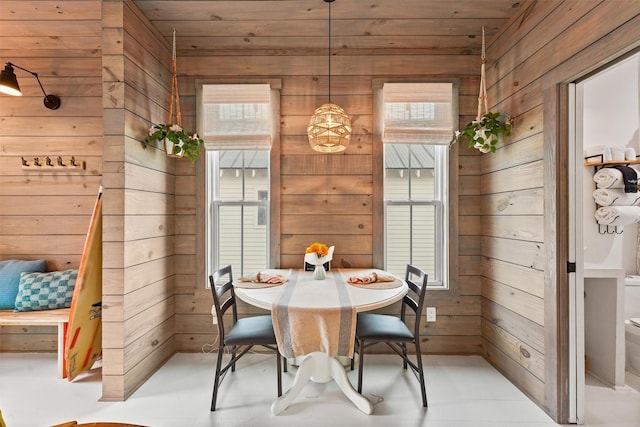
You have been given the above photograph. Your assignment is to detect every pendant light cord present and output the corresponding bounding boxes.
[328,0,332,103]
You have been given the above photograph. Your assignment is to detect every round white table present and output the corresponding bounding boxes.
[234,268,408,415]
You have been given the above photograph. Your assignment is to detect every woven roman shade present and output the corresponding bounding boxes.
[202,84,273,150]
[382,82,453,145]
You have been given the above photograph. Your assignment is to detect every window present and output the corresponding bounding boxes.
[201,83,278,279]
[381,82,454,288]
[208,151,269,276]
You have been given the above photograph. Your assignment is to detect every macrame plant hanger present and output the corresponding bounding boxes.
[476,27,489,122]
[165,28,183,158]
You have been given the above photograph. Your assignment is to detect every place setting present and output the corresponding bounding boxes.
[341,269,404,289]
[233,270,290,289]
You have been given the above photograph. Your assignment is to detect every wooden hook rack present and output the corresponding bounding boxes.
[21,156,86,170]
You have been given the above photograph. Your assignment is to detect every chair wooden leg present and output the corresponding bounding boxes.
[211,345,225,411]
[357,339,365,393]
[283,357,288,373]
[414,340,427,407]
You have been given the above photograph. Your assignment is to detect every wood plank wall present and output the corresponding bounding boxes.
[0,1,103,351]
[0,0,177,401]
[171,46,488,356]
[482,0,640,420]
[101,0,177,400]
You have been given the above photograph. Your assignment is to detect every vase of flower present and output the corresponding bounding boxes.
[304,242,334,281]
[313,264,326,280]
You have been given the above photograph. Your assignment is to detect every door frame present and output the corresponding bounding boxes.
[568,81,586,424]
[544,83,572,423]
[560,49,640,424]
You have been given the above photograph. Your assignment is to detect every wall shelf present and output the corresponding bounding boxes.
[584,154,640,171]
[584,159,640,167]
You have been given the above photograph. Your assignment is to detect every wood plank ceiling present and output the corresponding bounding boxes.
[131,0,523,56]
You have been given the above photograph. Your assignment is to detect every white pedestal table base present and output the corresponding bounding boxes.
[271,352,372,415]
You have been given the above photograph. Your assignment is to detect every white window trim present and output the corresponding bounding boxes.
[198,80,281,285]
[374,79,458,290]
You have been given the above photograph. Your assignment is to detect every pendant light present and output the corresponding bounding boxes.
[307,0,351,153]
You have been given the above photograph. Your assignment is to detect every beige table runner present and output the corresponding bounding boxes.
[271,270,356,359]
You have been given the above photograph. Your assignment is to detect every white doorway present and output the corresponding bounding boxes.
[568,52,640,424]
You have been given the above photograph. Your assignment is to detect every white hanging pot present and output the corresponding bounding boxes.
[164,138,184,158]
[472,126,498,153]
[474,141,491,154]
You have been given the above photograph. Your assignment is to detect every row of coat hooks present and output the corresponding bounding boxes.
[21,156,86,170]
[598,224,623,235]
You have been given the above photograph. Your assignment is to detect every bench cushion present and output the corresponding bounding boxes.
[0,259,46,309]
[14,269,77,312]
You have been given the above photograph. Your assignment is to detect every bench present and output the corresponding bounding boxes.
[0,308,70,378]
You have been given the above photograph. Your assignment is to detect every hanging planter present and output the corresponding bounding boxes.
[453,28,513,153]
[144,29,203,163]
[458,112,512,153]
[146,123,203,163]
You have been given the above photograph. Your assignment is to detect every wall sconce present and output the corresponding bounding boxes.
[0,62,61,110]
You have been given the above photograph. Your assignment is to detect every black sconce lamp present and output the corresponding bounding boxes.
[0,62,61,110]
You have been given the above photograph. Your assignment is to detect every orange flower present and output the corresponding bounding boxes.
[305,242,328,257]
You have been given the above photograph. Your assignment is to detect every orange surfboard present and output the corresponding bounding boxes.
[64,187,102,380]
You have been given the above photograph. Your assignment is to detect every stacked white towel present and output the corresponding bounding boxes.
[593,167,638,189]
[592,188,640,206]
[594,206,640,225]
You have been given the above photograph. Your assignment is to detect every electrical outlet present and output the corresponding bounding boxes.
[426,307,436,322]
